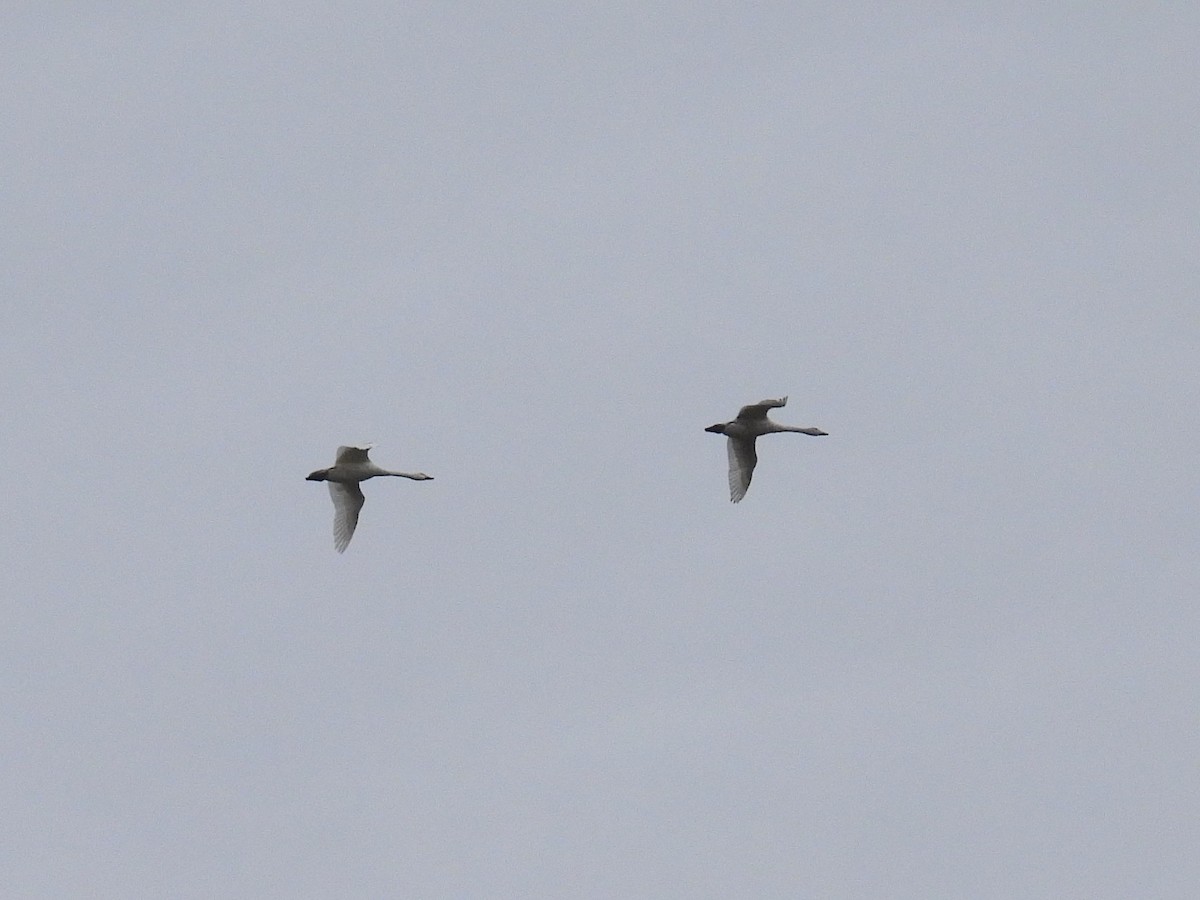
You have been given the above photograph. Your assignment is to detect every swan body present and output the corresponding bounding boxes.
[306,445,432,552]
[704,396,826,502]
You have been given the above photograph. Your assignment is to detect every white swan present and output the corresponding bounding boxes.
[306,445,433,552]
[705,396,826,502]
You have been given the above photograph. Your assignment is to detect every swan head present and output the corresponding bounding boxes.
[306,469,329,482]
[704,423,727,434]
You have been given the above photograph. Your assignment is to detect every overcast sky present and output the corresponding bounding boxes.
[3,4,1198,897]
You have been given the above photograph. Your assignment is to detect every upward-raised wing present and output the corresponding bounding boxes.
[736,396,788,422]
[329,481,365,552]
[726,436,757,503]
[335,445,371,465]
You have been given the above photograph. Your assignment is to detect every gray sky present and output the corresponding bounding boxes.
[3,4,1198,897]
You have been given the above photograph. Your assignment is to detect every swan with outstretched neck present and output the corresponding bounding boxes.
[705,396,826,502]
[306,445,432,552]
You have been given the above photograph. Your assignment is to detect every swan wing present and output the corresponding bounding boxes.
[329,481,365,552]
[736,396,787,421]
[727,436,757,503]
[335,445,372,464]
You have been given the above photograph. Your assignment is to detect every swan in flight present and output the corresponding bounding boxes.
[705,396,826,502]
[306,445,433,552]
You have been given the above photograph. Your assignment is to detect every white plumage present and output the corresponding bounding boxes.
[704,396,827,502]
[306,445,432,552]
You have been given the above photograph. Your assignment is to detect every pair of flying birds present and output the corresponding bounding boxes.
[307,395,827,552]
